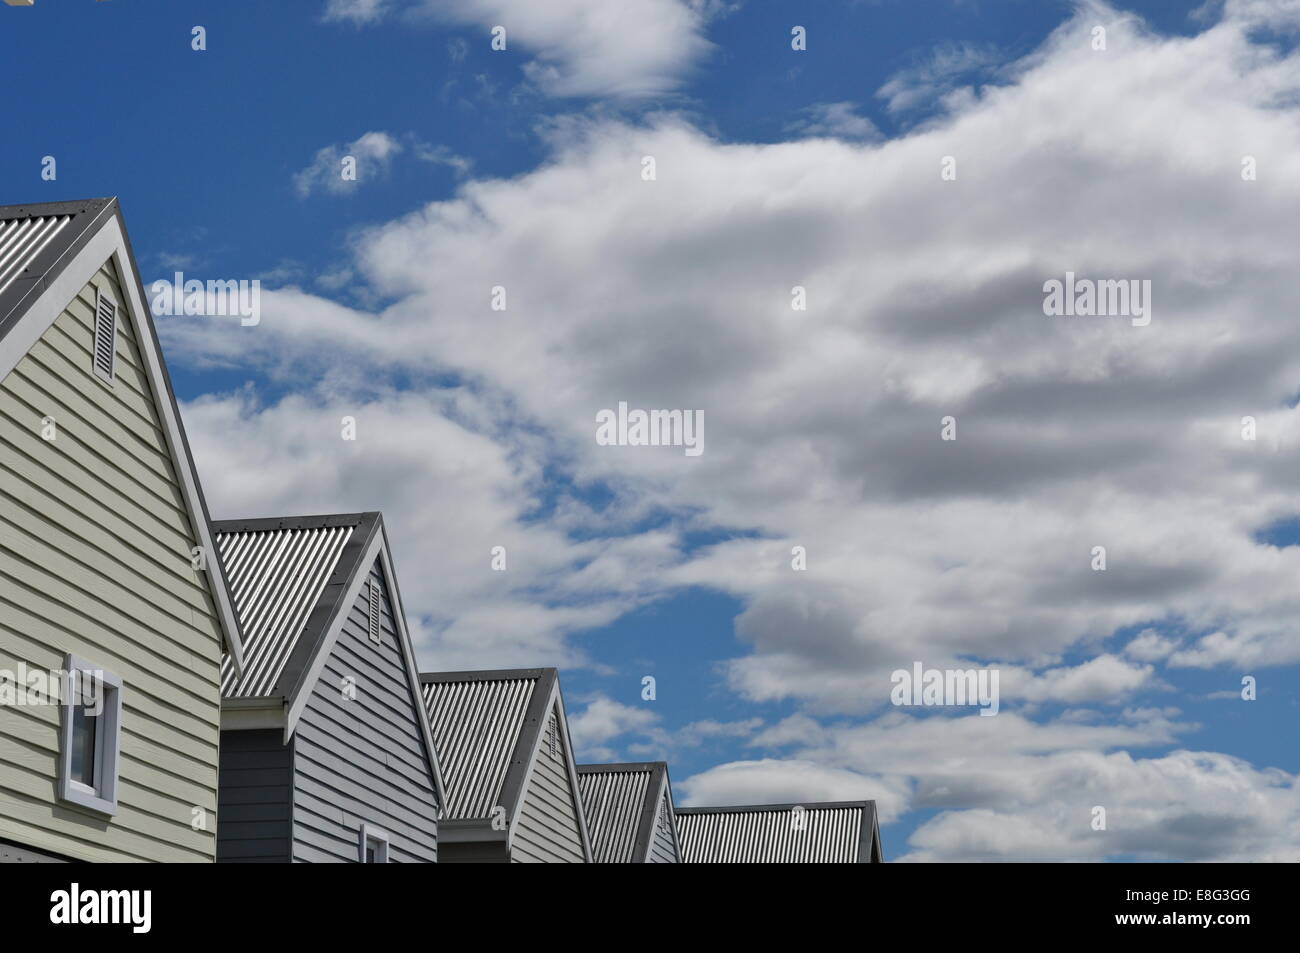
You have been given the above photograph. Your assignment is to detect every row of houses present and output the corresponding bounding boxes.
[0,197,884,863]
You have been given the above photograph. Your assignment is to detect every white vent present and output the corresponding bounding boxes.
[368,578,382,643]
[546,714,558,757]
[92,289,116,383]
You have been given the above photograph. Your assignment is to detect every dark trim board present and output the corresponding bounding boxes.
[0,837,78,864]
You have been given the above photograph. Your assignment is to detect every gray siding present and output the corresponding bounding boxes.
[439,837,508,863]
[649,790,679,863]
[511,700,585,863]
[291,558,439,862]
[215,729,292,863]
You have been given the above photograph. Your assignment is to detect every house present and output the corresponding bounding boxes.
[675,800,884,863]
[0,198,246,862]
[213,512,445,862]
[576,761,680,863]
[421,667,592,862]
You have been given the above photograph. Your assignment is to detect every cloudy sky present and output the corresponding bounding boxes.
[6,0,1300,861]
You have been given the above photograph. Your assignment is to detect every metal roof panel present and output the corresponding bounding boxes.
[675,801,879,863]
[215,516,362,698]
[421,673,540,819]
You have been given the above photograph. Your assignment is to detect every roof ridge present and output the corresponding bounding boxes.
[213,512,377,533]
[419,667,553,683]
[676,799,875,813]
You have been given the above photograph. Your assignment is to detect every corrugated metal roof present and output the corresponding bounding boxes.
[422,673,539,820]
[676,803,869,863]
[0,214,72,298]
[577,765,653,863]
[217,523,355,698]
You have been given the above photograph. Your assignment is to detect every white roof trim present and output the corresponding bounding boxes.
[0,213,246,671]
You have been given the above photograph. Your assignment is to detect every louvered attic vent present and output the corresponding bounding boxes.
[93,289,116,383]
[368,578,382,643]
[547,714,558,757]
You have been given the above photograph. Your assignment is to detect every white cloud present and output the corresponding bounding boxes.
[293,131,405,197]
[171,7,1300,692]
[786,102,883,141]
[180,386,664,670]
[166,2,1300,858]
[322,0,390,23]
[322,0,719,98]
[876,41,1001,114]
[1124,628,1179,662]
[1002,655,1158,705]
[684,710,1300,861]
[677,758,909,820]
[567,696,661,759]
[291,132,467,198]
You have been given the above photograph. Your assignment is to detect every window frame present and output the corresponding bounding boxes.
[57,654,123,817]
[358,824,390,863]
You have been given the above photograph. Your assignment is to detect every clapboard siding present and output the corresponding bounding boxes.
[216,730,292,862]
[511,700,585,863]
[290,559,439,862]
[0,261,224,862]
[649,790,679,863]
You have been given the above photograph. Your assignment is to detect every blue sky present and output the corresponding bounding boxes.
[5,0,1300,861]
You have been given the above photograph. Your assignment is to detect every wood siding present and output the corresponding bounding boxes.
[511,699,585,863]
[215,729,292,862]
[649,790,679,863]
[290,558,439,862]
[0,260,224,862]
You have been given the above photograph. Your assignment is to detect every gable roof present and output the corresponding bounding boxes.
[0,197,246,671]
[675,800,883,863]
[213,512,445,807]
[215,513,364,700]
[420,667,593,860]
[577,761,675,863]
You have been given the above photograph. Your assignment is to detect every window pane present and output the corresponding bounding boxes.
[70,701,98,788]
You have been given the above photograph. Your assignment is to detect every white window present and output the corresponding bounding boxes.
[359,824,390,863]
[57,655,123,816]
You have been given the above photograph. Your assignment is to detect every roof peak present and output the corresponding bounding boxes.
[0,197,116,221]
[577,761,666,774]
[676,799,876,813]
[420,667,557,683]
[213,512,380,534]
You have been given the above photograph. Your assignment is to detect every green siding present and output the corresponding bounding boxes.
[0,260,224,862]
